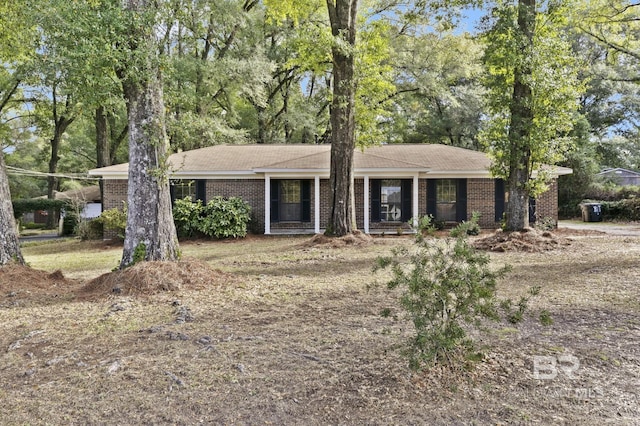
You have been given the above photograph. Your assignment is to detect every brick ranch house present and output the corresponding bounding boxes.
[89,144,572,235]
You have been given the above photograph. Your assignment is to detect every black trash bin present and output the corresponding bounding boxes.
[580,203,602,222]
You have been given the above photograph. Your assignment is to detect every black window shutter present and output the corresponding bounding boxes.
[456,179,468,222]
[426,179,437,218]
[370,180,381,222]
[401,179,412,222]
[270,180,279,222]
[529,197,537,224]
[495,179,505,222]
[196,180,206,203]
[169,182,176,205]
[301,180,311,222]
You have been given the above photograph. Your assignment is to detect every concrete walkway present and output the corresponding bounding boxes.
[558,220,640,236]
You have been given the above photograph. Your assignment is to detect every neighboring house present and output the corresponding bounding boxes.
[597,168,640,186]
[88,144,572,235]
[25,186,102,224]
[55,186,102,219]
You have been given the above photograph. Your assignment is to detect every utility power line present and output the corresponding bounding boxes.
[5,165,101,181]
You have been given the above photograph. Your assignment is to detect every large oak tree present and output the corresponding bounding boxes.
[482,0,583,231]
[118,0,179,268]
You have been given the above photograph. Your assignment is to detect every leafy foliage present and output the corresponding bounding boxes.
[173,197,251,239]
[12,199,70,219]
[198,197,251,239]
[375,221,512,369]
[172,197,203,238]
[98,205,127,239]
[481,2,584,197]
[449,211,481,237]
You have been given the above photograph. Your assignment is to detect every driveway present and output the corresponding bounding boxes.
[558,220,640,236]
[19,232,62,242]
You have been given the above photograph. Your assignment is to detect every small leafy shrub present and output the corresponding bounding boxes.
[98,205,127,239]
[76,219,103,240]
[450,211,481,237]
[374,217,548,370]
[411,215,437,236]
[375,221,512,369]
[173,198,203,238]
[133,242,147,265]
[534,216,557,231]
[198,196,251,239]
[62,212,79,236]
[172,196,251,239]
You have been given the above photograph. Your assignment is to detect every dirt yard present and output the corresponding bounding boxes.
[0,231,638,425]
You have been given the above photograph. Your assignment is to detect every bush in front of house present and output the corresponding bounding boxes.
[173,196,251,239]
[98,205,127,239]
[173,198,203,238]
[76,219,104,240]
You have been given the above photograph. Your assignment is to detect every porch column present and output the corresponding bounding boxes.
[264,175,271,235]
[364,175,370,234]
[314,175,320,234]
[413,174,419,228]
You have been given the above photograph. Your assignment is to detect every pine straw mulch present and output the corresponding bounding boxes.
[472,227,572,252]
[1,259,234,305]
[298,230,375,248]
[0,263,80,305]
[78,258,234,300]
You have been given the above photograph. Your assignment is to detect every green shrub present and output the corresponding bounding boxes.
[62,212,79,236]
[173,197,203,238]
[374,218,551,370]
[98,205,127,239]
[76,219,103,240]
[375,222,512,369]
[198,196,251,239]
[534,216,557,231]
[449,211,481,237]
[172,196,251,239]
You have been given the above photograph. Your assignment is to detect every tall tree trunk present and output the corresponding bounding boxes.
[46,107,74,229]
[120,0,179,269]
[325,0,358,237]
[96,106,110,169]
[96,106,110,209]
[505,0,536,231]
[0,150,24,266]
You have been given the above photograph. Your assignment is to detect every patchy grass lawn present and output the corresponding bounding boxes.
[1,233,639,425]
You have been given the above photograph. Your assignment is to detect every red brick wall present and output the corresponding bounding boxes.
[535,180,559,225]
[103,179,128,210]
[206,179,264,233]
[467,178,498,228]
[102,176,560,236]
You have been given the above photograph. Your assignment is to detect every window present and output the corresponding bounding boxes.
[270,179,311,222]
[371,179,412,222]
[427,179,467,222]
[171,180,196,201]
[436,179,457,222]
[381,180,402,222]
[170,179,206,204]
[279,180,302,221]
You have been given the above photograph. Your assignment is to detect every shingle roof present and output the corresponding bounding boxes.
[89,143,571,177]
